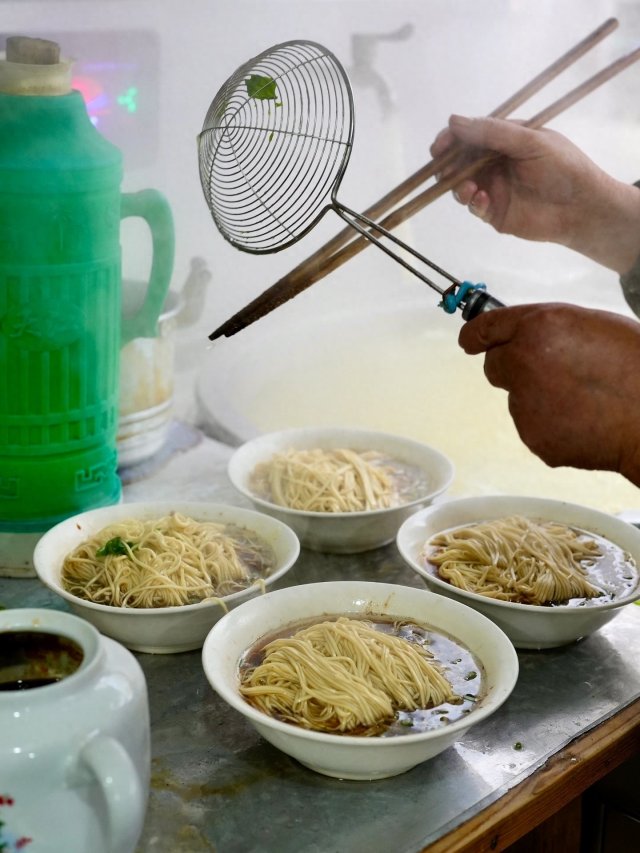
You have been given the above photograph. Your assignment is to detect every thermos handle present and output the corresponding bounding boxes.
[79,734,146,853]
[119,189,175,345]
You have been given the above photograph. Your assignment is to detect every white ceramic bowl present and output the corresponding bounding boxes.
[227,427,455,553]
[201,580,518,780]
[33,501,300,654]
[397,496,640,650]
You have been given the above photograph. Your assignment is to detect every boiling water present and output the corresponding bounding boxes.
[199,306,640,515]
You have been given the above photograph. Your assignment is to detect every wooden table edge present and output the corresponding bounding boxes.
[421,695,640,853]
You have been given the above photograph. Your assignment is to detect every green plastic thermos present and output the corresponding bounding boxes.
[0,38,175,542]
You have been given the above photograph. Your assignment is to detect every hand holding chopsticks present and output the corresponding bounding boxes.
[208,18,640,339]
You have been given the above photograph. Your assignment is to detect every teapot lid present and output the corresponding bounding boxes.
[0,36,73,95]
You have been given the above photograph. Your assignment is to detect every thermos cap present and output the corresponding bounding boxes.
[0,36,73,96]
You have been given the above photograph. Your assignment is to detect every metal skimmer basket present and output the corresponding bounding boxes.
[198,40,354,254]
[198,39,503,319]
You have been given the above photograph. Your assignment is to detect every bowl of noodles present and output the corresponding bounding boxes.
[396,495,640,649]
[33,501,300,654]
[201,580,518,780]
[227,427,455,553]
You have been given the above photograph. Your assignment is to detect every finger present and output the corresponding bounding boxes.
[448,115,539,158]
[430,127,456,158]
[458,305,529,354]
[453,180,478,206]
[483,347,512,390]
[469,189,490,220]
[506,394,564,467]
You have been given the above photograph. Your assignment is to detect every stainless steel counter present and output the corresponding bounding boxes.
[2,434,640,853]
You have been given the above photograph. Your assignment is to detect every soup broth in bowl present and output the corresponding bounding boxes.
[33,501,300,654]
[201,580,518,780]
[238,613,484,737]
[397,496,640,649]
[228,427,455,553]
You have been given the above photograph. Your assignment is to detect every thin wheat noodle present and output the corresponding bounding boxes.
[61,512,273,608]
[251,448,398,512]
[426,515,602,605]
[239,617,455,735]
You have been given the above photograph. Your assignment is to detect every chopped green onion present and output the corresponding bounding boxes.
[96,536,134,557]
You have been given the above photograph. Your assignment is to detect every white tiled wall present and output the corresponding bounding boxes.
[6,0,640,511]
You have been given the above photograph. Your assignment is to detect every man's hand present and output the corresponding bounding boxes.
[459,303,640,485]
[431,116,640,275]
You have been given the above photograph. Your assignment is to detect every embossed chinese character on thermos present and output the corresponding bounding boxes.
[0,36,174,571]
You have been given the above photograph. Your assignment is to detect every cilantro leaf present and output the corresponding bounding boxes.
[245,74,279,101]
[96,536,134,557]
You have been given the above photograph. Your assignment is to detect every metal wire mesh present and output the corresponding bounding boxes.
[198,41,354,254]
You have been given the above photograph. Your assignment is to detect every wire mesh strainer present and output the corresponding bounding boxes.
[198,41,354,254]
[198,40,502,316]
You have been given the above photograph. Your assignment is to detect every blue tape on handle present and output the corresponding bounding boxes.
[440,281,486,314]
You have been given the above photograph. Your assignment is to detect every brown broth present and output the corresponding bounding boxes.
[222,523,277,579]
[251,450,431,510]
[424,520,638,607]
[364,454,431,506]
[62,519,276,607]
[239,614,483,736]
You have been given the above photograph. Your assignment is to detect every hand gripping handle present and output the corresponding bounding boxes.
[461,286,505,320]
[440,281,505,320]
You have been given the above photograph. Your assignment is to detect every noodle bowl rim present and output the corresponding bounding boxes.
[202,582,519,747]
[33,501,301,616]
[228,427,455,519]
[239,491,434,519]
[398,501,640,615]
[418,559,640,614]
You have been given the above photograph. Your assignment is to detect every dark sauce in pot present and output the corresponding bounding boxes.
[0,677,62,691]
[0,630,84,691]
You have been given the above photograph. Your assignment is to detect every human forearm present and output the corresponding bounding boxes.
[561,173,640,276]
[432,116,640,276]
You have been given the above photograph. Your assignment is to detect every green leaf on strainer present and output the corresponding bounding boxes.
[245,74,279,101]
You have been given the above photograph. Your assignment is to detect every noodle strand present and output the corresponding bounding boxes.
[426,516,602,605]
[240,617,456,735]
[61,513,275,608]
[250,448,399,512]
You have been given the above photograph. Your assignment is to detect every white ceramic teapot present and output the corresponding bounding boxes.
[0,608,150,853]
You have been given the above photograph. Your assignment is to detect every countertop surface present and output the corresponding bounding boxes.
[2,433,640,853]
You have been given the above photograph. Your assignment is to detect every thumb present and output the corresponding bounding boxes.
[449,115,537,159]
[458,305,527,354]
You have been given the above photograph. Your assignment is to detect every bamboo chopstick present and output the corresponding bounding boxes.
[210,18,627,340]
[365,42,640,240]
